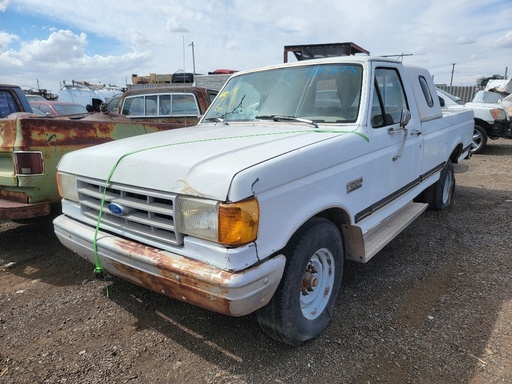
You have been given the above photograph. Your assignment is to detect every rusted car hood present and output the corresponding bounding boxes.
[58,122,359,201]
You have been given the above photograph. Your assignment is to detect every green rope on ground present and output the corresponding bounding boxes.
[91,127,369,296]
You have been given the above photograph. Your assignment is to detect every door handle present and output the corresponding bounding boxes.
[392,128,408,161]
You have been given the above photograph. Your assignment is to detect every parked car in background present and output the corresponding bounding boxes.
[436,87,463,105]
[118,86,218,125]
[437,88,511,154]
[105,94,122,113]
[58,81,123,111]
[500,93,512,118]
[25,94,47,102]
[29,100,89,117]
[1,84,180,222]
[471,90,512,119]
[30,106,46,116]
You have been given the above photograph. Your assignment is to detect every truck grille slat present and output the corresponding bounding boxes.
[77,178,183,246]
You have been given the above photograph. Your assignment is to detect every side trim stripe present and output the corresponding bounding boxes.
[354,162,445,223]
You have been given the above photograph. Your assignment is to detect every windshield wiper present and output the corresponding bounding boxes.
[205,117,229,125]
[255,114,318,128]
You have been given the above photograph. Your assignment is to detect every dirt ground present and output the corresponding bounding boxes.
[1,140,511,384]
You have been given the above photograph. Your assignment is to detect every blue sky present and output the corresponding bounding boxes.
[1,0,511,94]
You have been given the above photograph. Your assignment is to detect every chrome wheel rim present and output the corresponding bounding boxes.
[472,130,482,152]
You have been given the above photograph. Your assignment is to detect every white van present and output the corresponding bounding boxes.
[58,82,123,111]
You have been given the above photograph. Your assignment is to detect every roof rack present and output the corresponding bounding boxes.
[283,42,369,63]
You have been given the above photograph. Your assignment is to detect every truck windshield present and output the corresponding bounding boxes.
[203,63,363,124]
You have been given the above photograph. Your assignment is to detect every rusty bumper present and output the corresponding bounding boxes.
[0,197,51,220]
[53,215,286,317]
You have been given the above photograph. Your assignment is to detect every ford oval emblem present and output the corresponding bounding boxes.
[108,202,129,216]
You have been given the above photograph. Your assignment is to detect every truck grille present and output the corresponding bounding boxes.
[77,178,183,246]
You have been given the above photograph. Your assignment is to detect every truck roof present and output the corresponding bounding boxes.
[230,55,402,77]
[226,56,443,123]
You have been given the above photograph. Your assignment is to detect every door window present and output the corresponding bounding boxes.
[371,68,408,128]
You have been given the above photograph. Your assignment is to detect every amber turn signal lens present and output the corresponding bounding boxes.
[218,198,259,246]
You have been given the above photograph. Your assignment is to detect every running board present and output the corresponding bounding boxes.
[347,202,428,263]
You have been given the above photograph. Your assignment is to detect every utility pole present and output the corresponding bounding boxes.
[450,63,456,88]
[182,35,186,73]
[189,42,196,79]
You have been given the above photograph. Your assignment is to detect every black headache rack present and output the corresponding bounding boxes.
[283,42,370,63]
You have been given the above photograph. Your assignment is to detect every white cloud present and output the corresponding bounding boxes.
[20,30,87,62]
[166,17,190,33]
[455,36,477,45]
[0,0,511,90]
[495,30,512,48]
[0,31,18,50]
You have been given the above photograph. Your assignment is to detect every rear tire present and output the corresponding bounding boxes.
[256,217,343,346]
[425,160,455,211]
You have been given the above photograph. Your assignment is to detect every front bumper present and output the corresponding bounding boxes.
[53,214,286,317]
[491,120,512,138]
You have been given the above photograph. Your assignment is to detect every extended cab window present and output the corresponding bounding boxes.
[122,93,199,117]
[418,76,434,107]
[371,68,408,128]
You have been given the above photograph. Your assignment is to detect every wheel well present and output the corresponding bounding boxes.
[474,118,491,130]
[315,207,350,232]
[280,208,349,259]
[450,143,464,164]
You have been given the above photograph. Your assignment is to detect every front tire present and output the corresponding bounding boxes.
[256,217,343,346]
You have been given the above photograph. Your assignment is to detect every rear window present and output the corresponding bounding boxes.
[53,104,88,115]
[122,93,199,117]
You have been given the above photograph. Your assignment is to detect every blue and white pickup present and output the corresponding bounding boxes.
[53,56,473,346]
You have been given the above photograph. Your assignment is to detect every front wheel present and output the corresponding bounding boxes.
[471,124,488,154]
[256,217,343,346]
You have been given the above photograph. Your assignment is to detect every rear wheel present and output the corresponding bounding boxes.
[256,217,343,346]
[471,124,487,154]
[425,160,455,211]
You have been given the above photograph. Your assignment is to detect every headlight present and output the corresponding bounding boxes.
[56,171,79,202]
[177,196,259,246]
[490,108,507,121]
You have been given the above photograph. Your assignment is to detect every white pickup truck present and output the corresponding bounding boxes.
[54,56,473,345]
[437,88,510,153]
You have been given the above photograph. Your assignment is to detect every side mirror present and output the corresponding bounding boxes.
[399,108,411,128]
[438,96,445,107]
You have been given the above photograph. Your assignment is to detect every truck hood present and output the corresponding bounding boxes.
[59,122,360,200]
[464,101,503,110]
